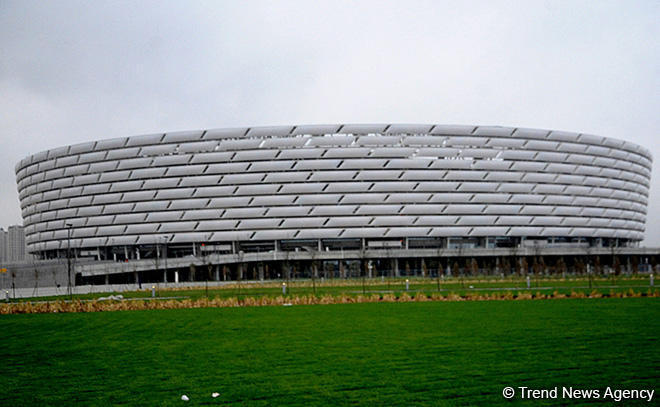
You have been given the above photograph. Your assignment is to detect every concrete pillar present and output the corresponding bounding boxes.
[238,263,244,280]
[163,270,167,283]
[214,265,220,281]
[174,271,179,283]
[258,263,264,281]
[392,258,400,277]
[105,273,109,285]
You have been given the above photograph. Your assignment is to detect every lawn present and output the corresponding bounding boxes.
[0,298,658,406]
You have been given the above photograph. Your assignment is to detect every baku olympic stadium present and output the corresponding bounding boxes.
[14,124,653,284]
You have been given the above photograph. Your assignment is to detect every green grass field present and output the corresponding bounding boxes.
[1,298,658,406]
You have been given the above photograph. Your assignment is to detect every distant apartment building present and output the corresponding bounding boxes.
[0,225,29,262]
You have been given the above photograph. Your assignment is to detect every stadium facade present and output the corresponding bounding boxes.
[14,124,652,283]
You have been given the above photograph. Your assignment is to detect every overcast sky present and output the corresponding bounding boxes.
[1,0,658,243]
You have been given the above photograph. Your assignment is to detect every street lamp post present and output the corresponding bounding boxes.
[66,223,73,301]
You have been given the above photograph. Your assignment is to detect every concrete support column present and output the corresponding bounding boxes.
[105,273,109,285]
[214,265,220,281]
[238,263,244,280]
[392,258,400,277]
[163,270,167,283]
[258,263,264,281]
[174,271,179,283]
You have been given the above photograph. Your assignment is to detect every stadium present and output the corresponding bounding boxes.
[14,124,653,284]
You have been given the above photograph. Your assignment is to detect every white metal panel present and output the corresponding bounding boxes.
[235,184,279,195]
[444,204,484,214]
[171,233,211,243]
[281,218,326,228]
[387,124,434,134]
[415,182,460,192]
[72,174,100,186]
[371,181,416,192]
[543,195,573,205]
[237,219,281,229]
[342,228,389,238]
[401,170,446,180]
[457,182,499,193]
[472,160,511,171]
[524,173,556,183]
[497,216,532,225]
[126,133,163,147]
[419,148,460,158]
[310,171,356,181]
[370,147,415,157]
[234,150,279,161]
[428,227,472,236]
[341,194,388,204]
[296,228,343,239]
[355,205,401,215]
[221,173,264,185]
[310,206,357,216]
[401,135,445,146]
[498,183,534,193]
[385,227,431,237]
[156,188,194,200]
[266,206,311,217]
[181,209,223,220]
[431,124,475,135]
[208,197,251,208]
[125,224,159,234]
[146,211,184,222]
[209,231,253,241]
[196,220,238,231]
[181,175,222,188]
[343,124,389,134]
[540,227,572,236]
[251,230,297,240]
[509,227,543,236]
[143,178,180,190]
[205,163,251,174]
[190,152,233,164]
[306,135,354,146]
[296,194,342,205]
[178,141,218,154]
[386,193,431,203]
[93,193,122,204]
[472,193,509,203]
[470,226,510,236]
[326,217,372,227]
[152,155,192,167]
[223,208,267,218]
[218,139,262,150]
[294,159,342,170]
[415,216,458,225]
[166,165,206,177]
[260,137,308,148]
[250,161,295,172]
[202,127,248,140]
[564,185,592,195]
[278,148,325,159]
[279,183,326,194]
[355,170,401,180]
[510,195,544,204]
[323,147,370,158]
[162,130,204,143]
[169,199,209,210]
[500,150,536,160]
[251,195,296,206]
[486,172,524,182]
[530,216,563,226]
[429,193,472,203]
[340,159,388,169]
[553,206,581,216]
[263,172,310,183]
[573,196,599,206]
[457,216,498,226]
[520,206,553,215]
[525,140,559,150]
